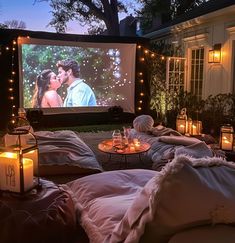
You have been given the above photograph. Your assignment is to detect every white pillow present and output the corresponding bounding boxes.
[109,155,235,243]
[133,115,154,132]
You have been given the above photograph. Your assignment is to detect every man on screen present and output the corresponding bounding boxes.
[56,59,97,107]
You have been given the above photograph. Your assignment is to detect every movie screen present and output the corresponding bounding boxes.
[18,37,136,114]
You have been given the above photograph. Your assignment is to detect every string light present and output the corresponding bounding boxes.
[6,38,19,117]
[136,44,180,114]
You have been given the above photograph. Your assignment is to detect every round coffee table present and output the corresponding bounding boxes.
[98,139,150,168]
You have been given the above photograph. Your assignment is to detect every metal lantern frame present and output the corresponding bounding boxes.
[0,117,40,194]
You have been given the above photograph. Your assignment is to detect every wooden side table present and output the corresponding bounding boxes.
[98,139,150,168]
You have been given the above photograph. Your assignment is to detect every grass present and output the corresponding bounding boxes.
[34,123,133,133]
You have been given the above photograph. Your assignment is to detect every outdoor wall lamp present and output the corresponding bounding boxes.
[208,43,221,63]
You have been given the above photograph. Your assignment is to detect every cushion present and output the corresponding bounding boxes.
[34,130,103,176]
[108,155,235,243]
[133,115,154,132]
[0,179,77,243]
[168,224,235,243]
[67,169,156,243]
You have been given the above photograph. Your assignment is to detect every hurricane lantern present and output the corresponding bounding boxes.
[220,125,234,151]
[0,116,39,193]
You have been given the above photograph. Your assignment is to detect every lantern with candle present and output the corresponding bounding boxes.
[189,120,202,136]
[220,125,234,151]
[0,116,39,194]
[176,108,187,134]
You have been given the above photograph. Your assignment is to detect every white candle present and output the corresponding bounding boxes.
[191,125,197,135]
[222,136,233,150]
[24,149,38,175]
[178,124,185,134]
[0,152,34,192]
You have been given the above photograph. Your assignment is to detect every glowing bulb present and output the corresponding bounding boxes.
[139,72,143,76]
[138,107,142,110]
[140,92,144,96]
[151,53,155,57]
[144,50,149,54]
[140,79,144,83]
[137,45,141,49]
[139,100,143,104]
[140,57,145,61]
[161,56,165,60]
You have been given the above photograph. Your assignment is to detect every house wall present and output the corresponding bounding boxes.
[146,4,235,99]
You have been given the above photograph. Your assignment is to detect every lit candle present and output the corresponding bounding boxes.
[129,144,135,152]
[134,141,141,150]
[178,124,186,134]
[0,152,34,192]
[220,125,234,151]
[221,136,233,151]
[191,124,197,135]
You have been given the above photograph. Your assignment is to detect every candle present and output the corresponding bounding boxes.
[24,149,38,175]
[0,152,34,192]
[221,136,233,151]
[191,125,197,135]
[178,124,186,134]
[129,145,135,152]
[220,125,234,151]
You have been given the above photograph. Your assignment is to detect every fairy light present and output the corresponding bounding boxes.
[6,38,19,117]
[135,44,182,114]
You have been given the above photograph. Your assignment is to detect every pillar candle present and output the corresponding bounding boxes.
[0,152,33,193]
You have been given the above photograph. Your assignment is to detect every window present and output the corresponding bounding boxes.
[166,57,186,93]
[190,48,204,100]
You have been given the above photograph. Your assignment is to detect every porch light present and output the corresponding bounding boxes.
[208,44,221,63]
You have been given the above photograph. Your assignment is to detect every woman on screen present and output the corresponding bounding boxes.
[32,69,63,108]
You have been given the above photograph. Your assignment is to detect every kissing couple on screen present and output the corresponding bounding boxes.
[32,59,97,108]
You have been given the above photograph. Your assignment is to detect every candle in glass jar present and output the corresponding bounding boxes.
[178,124,186,134]
[221,136,233,150]
[0,152,34,192]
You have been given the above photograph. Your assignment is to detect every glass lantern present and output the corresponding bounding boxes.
[220,125,234,151]
[189,120,202,136]
[0,116,39,194]
[176,108,187,134]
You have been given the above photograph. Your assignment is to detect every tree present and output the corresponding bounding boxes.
[35,0,134,35]
[137,0,209,33]
[3,20,26,29]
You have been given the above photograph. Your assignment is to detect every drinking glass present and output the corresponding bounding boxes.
[112,129,122,149]
[123,126,131,142]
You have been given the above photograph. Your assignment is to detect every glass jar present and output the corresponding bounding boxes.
[112,130,122,149]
